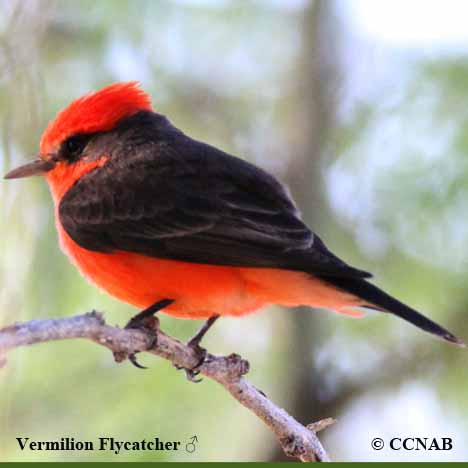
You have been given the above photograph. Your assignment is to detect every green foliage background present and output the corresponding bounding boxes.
[1,0,468,462]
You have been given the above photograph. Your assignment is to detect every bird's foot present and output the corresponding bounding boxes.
[174,340,208,383]
[118,299,174,369]
[173,315,220,382]
[115,315,160,370]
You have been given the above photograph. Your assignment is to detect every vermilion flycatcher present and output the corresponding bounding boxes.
[4,82,464,370]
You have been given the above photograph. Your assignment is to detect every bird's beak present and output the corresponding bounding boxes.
[4,158,55,180]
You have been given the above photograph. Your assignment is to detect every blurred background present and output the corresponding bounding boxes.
[1,0,468,462]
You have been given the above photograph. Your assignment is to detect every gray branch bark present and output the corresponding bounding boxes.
[0,312,332,462]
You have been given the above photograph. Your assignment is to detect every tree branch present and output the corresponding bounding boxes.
[0,312,331,461]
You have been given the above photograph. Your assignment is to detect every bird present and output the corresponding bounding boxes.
[4,82,464,374]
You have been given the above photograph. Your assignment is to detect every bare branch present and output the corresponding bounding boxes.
[0,312,331,461]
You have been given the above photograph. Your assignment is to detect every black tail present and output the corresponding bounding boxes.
[320,276,465,347]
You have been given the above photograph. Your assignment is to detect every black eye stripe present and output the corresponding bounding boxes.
[60,134,90,161]
[66,137,84,153]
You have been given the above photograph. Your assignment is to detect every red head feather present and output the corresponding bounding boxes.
[40,81,152,155]
[42,82,152,202]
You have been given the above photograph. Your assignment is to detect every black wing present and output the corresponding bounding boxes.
[59,112,371,279]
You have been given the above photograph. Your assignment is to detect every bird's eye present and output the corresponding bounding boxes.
[62,134,87,160]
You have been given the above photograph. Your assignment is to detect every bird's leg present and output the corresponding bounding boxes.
[176,315,220,382]
[125,298,174,330]
[188,315,220,348]
[121,298,174,369]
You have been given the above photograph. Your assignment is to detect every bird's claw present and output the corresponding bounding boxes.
[117,315,160,369]
[128,353,148,369]
[174,343,207,383]
[184,368,202,383]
